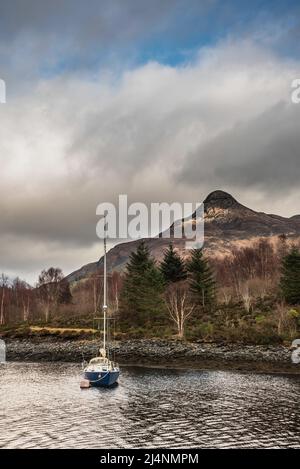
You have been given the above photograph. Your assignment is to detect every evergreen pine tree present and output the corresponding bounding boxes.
[160,244,187,284]
[186,248,216,307]
[280,247,300,304]
[120,240,165,328]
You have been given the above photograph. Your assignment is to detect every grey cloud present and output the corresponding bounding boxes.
[0,1,211,55]
[1,38,300,281]
[0,0,215,92]
[0,234,102,284]
[2,0,298,81]
[177,102,300,194]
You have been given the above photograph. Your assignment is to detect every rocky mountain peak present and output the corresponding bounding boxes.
[66,190,300,283]
[203,190,241,210]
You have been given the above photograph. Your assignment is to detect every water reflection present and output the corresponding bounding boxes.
[0,363,299,448]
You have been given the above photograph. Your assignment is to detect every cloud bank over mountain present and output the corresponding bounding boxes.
[0,1,300,282]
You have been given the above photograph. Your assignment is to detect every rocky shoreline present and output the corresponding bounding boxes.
[4,338,300,374]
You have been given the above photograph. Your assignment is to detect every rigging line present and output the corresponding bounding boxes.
[87,371,110,384]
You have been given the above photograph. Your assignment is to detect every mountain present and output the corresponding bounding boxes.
[66,190,300,283]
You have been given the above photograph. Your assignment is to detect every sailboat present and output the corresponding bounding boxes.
[82,234,120,387]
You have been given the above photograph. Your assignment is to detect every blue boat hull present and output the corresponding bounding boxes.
[84,370,119,387]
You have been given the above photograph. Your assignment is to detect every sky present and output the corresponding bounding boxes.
[0,0,300,284]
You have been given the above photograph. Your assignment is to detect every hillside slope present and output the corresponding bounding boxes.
[67,190,300,283]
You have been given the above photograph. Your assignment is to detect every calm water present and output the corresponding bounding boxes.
[0,362,300,448]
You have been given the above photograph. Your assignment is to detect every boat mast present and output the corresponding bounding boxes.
[103,224,107,353]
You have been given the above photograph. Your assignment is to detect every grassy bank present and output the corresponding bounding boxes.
[0,325,98,341]
[0,295,300,346]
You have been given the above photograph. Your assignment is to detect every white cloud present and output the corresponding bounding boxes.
[1,38,300,281]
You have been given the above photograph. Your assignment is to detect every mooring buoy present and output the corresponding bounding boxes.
[80,379,90,389]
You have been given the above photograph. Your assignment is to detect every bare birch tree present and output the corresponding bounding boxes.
[37,267,64,322]
[240,282,252,313]
[165,282,195,338]
[0,274,8,325]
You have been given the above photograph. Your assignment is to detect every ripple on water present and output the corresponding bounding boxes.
[0,363,300,448]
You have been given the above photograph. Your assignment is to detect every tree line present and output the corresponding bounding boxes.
[119,241,215,337]
[0,268,72,326]
[1,235,300,343]
[118,238,300,339]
